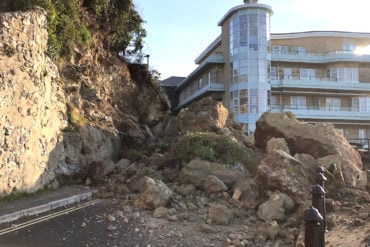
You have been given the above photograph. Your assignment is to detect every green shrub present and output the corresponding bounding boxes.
[4,0,146,64]
[171,132,257,171]
[148,142,169,154]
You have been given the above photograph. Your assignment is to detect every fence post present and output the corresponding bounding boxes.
[315,171,327,188]
[311,184,326,247]
[328,163,337,174]
[303,206,324,247]
[315,165,325,175]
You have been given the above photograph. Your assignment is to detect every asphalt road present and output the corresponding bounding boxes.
[0,199,149,247]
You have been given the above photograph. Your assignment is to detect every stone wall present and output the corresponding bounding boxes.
[0,8,67,195]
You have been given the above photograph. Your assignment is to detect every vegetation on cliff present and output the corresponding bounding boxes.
[6,0,146,61]
[171,132,257,170]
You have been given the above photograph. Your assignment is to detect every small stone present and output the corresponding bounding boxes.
[153,207,171,218]
[107,225,117,231]
[132,212,141,219]
[107,214,116,222]
[85,177,92,186]
[232,188,242,201]
[80,222,87,228]
[115,210,124,218]
[199,224,216,234]
[167,215,178,221]
[122,205,132,213]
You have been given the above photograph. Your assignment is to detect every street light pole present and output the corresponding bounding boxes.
[144,54,150,69]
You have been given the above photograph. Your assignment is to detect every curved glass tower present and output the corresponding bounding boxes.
[220,0,272,133]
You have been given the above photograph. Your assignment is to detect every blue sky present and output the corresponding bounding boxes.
[133,0,370,79]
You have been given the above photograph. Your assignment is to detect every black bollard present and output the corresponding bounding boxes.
[304,206,324,247]
[315,172,327,188]
[315,165,325,174]
[312,184,326,247]
[328,163,337,174]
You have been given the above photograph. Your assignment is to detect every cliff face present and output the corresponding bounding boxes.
[0,8,66,194]
[0,8,171,195]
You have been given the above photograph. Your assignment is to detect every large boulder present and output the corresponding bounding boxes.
[254,150,313,204]
[175,97,228,133]
[257,191,295,221]
[179,159,246,189]
[254,112,366,189]
[129,176,173,209]
[266,137,290,154]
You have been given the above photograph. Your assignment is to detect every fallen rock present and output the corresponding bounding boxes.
[153,207,172,218]
[144,153,177,169]
[232,179,260,209]
[175,97,228,133]
[207,204,234,225]
[129,176,173,209]
[202,175,228,193]
[258,221,279,240]
[266,137,290,154]
[257,191,295,221]
[254,112,366,189]
[87,161,116,182]
[254,150,313,204]
[179,159,246,189]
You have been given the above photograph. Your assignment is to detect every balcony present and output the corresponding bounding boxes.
[271,77,370,92]
[271,51,370,63]
[200,52,224,64]
[177,52,224,90]
[270,104,370,121]
[177,83,225,109]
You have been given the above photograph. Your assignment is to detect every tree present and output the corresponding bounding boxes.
[6,0,146,62]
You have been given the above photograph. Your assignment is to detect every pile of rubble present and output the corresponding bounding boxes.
[89,99,370,246]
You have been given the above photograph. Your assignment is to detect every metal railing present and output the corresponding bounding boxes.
[270,104,361,112]
[272,75,359,82]
[347,138,370,159]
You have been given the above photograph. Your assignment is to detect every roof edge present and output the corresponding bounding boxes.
[194,35,222,64]
[271,31,370,39]
[218,3,273,26]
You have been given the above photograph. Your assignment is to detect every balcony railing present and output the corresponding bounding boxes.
[271,76,370,92]
[271,50,370,63]
[270,104,370,120]
[271,104,361,112]
[177,83,225,109]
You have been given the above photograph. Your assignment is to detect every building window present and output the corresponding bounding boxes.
[359,97,370,112]
[359,129,366,139]
[352,97,359,111]
[291,46,307,55]
[272,46,287,54]
[240,89,248,113]
[291,96,306,109]
[330,68,359,82]
[300,68,316,80]
[230,91,240,114]
[343,43,355,53]
[326,97,341,111]
[270,95,278,110]
[284,68,292,80]
[270,66,277,80]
